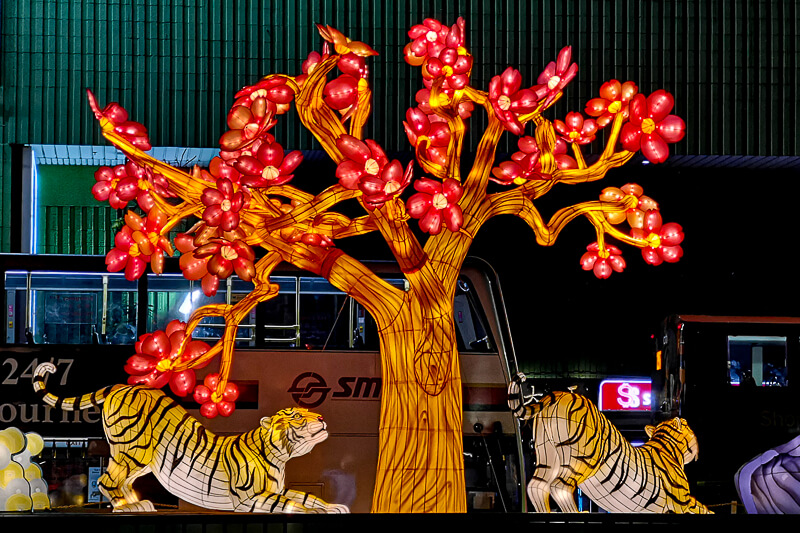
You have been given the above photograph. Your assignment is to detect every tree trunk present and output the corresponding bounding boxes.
[370,303,465,513]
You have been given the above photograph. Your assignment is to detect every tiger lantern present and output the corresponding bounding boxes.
[33,363,349,514]
[508,377,710,514]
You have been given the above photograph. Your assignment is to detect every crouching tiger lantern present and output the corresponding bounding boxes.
[86,17,685,513]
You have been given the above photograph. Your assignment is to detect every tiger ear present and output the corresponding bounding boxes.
[676,418,683,431]
[644,425,655,438]
[260,417,272,430]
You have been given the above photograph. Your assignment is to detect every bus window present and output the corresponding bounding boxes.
[5,270,137,344]
[290,277,406,350]
[147,273,260,347]
[727,335,788,387]
[454,278,494,352]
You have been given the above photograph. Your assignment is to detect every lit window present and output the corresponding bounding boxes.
[727,336,788,387]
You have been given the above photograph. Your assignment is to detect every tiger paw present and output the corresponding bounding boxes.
[324,503,350,513]
[112,500,156,512]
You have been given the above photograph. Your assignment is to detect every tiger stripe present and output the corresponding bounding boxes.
[510,389,710,514]
[31,363,349,514]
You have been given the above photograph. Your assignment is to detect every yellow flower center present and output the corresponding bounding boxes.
[137,179,150,190]
[431,92,450,106]
[512,176,527,186]
[426,30,438,42]
[547,75,561,90]
[645,232,661,248]
[608,100,622,114]
[364,158,380,175]
[261,166,280,180]
[642,118,656,134]
[442,65,454,77]
[220,199,232,212]
[220,245,239,261]
[569,131,581,140]
[432,193,448,210]
[155,359,172,372]
[497,95,511,111]
[148,232,160,247]
[129,243,140,257]
[384,181,401,195]
[597,247,610,259]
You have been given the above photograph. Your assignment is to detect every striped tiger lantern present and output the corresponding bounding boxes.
[33,363,349,513]
[508,378,710,514]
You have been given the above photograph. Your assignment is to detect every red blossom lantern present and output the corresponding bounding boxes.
[533,46,578,108]
[620,90,686,163]
[125,320,210,396]
[489,67,539,135]
[580,242,626,279]
[406,177,463,235]
[335,135,390,189]
[585,79,638,127]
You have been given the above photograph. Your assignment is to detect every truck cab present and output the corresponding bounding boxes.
[653,314,800,508]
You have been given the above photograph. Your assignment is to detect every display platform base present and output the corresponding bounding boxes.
[2,509,796,533]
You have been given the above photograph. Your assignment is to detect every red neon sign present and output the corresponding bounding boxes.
[598,379,652,411]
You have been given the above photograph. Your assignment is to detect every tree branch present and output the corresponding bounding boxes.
[262,185,360,233]
[552,112,635,184]
[348,78,372,139]
[369,199,428,274]
[428,80,465,183]
[294,55,350,161]
[481,190,637,246]
[171,254,283,382]
[98,128,200,201]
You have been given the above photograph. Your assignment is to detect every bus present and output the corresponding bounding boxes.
[0,253,525,512]
[653,314,800,509]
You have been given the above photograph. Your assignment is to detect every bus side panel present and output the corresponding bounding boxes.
[188,350,512,512]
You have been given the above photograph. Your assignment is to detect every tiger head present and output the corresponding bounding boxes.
[645,417,699,466]
[259,407,328,459]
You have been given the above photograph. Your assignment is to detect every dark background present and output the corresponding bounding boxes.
[472,161,800,378]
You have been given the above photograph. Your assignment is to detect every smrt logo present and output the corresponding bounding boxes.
[288,372,331,408]
[288,373,382,408]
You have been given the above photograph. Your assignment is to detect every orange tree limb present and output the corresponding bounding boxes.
[369,199,428,275]
[552,113,635,184]
[413,139,447,179]
[171,253,283,378]
[294,55,350,160]
[590,212,653,249]
[254,228,405,319]
[480,190,638,246]
[428,80,465,183]
[456,90,506,216]
[262,185,360,232]
[422,114,504,288]
[97,124,200,201]
[348,78,372,139]
[325,214,378,239]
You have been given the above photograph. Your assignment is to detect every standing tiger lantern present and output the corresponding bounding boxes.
[508,376,710,514]
[33,363,349,514]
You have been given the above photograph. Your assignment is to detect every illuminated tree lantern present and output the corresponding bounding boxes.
[87,16,686,513]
